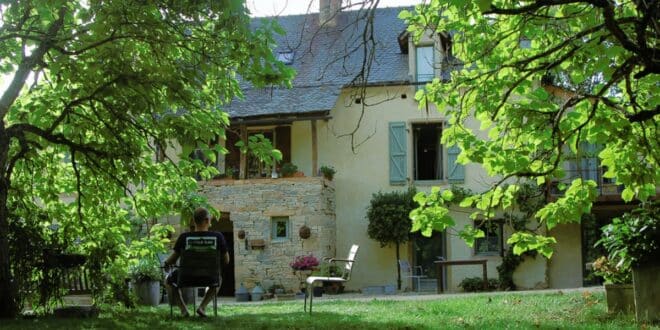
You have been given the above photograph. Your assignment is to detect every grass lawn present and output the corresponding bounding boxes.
[2,290,651,329]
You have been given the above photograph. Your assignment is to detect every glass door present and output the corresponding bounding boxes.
[412,231,446,290]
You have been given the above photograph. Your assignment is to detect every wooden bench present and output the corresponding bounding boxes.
[42,251,94,298]
[434,259,488,293]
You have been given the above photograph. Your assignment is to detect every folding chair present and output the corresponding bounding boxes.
[169,236,222,317]
[398,260,427,292]
[304,244,359,315]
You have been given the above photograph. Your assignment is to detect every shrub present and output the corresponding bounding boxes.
[319,165,336,180]
[591,256,631,284]
[280,162,298,177]
[459,277,499,292]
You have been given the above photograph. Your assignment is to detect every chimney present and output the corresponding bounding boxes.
[319,0,341,27]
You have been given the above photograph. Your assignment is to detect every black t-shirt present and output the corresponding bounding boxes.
[173,231,228,255]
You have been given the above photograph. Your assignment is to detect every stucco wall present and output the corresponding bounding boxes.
[202,83,582,293]
[548,223,583,288]
[289,85,515,291]
[198,177,336,292]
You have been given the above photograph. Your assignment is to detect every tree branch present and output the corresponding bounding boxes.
[0,6,66,119]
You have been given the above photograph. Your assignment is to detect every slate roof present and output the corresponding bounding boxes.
[225,6,411,119]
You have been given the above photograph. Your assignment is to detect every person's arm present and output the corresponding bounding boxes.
[223,252,230,265]
[164,251,179,267]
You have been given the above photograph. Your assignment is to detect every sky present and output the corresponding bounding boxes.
[246,0,424,17]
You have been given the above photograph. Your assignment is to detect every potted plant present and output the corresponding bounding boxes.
[290,254,319,294]
[130,258,162,306]
[597,203,660,323]
[316,263,344,294]
[591,256,633,313]
[128,224,173,306]
[319,165,336,181]
[280,162,298,178]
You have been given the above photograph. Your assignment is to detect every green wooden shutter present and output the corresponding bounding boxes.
[389,122,407,185]
[446,124,464,183]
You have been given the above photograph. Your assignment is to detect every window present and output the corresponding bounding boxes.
[413,123,443,181]
[271,216,289,240]
[474,221,503,256]
[389,121,464,185]
[277,51,294,65]
[415,45,435,85]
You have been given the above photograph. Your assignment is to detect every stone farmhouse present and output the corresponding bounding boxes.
[166,0,633,295]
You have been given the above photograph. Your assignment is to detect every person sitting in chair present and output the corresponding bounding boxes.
[164,207,229,317]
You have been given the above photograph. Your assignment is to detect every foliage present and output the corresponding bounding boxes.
[0,0,294,317]
[367,187,417,247]
[596,202,660,268]
[315,263,341,277]
[320,165,336,180]
[279,162,298,177]
[177,192,218,229]
[289,255,319,271]
[128,224,172,283]
[235,134,283,168]
[401,0,658,258]
[458,277,499,292]
[129,259,163,283]
[592,256,632,285]
[8,212,57,312]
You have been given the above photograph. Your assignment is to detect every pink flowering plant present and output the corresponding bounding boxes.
[290,254,319,271]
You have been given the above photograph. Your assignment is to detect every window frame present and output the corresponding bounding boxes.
[473,220,504,257]
[415,44,435,87]
[271,216,290,241]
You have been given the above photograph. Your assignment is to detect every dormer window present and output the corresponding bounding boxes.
[415,45,434,86]
[277,51,294,65]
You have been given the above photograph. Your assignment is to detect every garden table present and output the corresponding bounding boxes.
[434,259,487,293]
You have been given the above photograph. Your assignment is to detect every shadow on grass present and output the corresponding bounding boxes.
[4,308,419,330]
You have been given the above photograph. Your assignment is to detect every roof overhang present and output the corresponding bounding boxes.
[229,110,331,126]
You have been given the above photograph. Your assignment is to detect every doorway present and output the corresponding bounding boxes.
[411,231,446,291]
[210,212,235,296]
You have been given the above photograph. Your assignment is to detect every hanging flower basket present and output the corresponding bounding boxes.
[299,225,311,239]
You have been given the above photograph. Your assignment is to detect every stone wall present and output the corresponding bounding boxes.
[199,177,336,292]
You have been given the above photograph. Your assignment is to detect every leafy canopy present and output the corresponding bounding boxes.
[0,0,293,317]
[401,0,658,257]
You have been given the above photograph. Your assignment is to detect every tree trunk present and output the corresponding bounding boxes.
[0,123,18,318]
[396,242,401,290]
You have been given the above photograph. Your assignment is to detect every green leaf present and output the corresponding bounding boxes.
[621,187,634,202]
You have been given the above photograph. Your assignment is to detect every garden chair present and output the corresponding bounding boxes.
[168,236,223,317]
[398,259,427,292]
[304,244,359,315]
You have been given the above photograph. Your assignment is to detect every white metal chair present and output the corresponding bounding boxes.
[398,260,427,292]
[304,244,359,314]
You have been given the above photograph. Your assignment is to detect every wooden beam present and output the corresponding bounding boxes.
[311,120,318,177]
[239,125,247,180]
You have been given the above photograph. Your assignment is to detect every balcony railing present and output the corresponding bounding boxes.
[547,168,623,197]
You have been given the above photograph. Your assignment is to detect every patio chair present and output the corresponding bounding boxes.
[304,244,359,315]
[398,260,427,292]
[168,237,223,317]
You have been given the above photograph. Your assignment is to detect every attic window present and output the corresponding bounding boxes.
[277,51,294,65]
